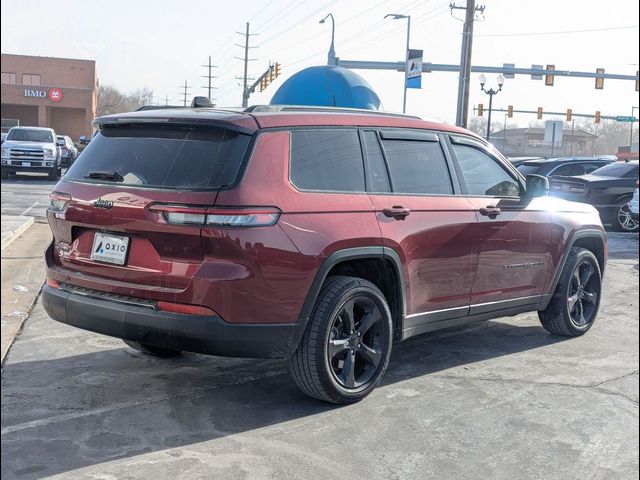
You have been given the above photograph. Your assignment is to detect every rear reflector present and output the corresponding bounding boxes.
[47,278,60,288]
[156,301,215,316]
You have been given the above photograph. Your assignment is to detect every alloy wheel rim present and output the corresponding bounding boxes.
[567,260,599,327]
[617,204,639,231]
[326,296,388,389]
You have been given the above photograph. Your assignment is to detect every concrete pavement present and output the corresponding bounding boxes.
[1,215,34,251]
[0,222,51,363]
[1,233,637,479]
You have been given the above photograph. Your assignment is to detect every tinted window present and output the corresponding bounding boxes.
[590,162,638,179]
[453,144,520,196]
[381,139,452,194]
[362,131,390,193]
[65,125,250,190]
[551,163,585,177]
[290,129,365,192]
[7,129,53,143]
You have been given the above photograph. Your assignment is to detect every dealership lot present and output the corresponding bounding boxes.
[1,174,59,219]
[1,233,637,480]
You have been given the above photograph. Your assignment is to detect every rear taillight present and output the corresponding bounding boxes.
[49,192,71,212]
[147,204,280,227]
[46,278,60,288]
[147,204,208,225]
[206,208,280,227]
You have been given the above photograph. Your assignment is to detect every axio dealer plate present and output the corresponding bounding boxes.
[90,232,130,265]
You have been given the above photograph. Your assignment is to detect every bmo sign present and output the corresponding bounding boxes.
[23,87,64,102]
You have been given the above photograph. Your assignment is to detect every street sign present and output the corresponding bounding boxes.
[544,120,563,148]
[616,116,638,122]
[406,49,423,89]
[531,64,544,80]
[503,63,515,79]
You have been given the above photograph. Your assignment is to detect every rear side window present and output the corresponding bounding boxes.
[65,125,250,190]
[380,139,453,194]
[551,163,585,177]
[290,129,365,192]
[362,131,390,193]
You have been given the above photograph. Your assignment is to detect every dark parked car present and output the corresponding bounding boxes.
[550,160,639,232]
[517,156,614,178]
[43,105,607,403]
[508,156,544,168]
[57,135,78,167]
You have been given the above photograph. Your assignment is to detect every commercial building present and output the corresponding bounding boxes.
[491,127,597,157]
[1,53,97,140]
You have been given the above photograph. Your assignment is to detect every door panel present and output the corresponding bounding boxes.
[449,138,553,306]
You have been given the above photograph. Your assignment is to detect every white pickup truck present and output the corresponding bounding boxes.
[1,126,62,180]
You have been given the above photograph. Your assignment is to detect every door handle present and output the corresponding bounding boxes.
[479,206,501,218]
[383,206,411,220]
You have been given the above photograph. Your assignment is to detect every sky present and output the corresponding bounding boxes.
[2,0,639,127]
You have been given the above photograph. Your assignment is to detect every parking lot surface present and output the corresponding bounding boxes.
[1,174,60,220]
[1,234,638,480]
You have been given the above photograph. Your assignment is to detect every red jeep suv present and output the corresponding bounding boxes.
[43,105,607,403]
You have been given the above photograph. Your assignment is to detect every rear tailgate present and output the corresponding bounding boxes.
[47,123,252,291]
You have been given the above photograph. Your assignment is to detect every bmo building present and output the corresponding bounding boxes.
[1,53,97,140]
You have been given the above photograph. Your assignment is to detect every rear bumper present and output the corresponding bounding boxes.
[42,284,305,359]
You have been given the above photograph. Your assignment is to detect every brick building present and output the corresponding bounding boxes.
[1,53,97,140]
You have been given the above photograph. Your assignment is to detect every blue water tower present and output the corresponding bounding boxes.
[270,65,382,110]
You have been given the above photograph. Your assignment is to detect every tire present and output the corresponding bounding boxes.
[1,168,7,180]
[613,198,639,232]
[538,247,602,336]
[47,167,58,180]
[290,275,393,404]
[123,339,182,357]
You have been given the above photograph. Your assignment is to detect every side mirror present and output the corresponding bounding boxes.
[56,138,65,146]
[525,174,549,197]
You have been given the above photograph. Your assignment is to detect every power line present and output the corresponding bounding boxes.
[475,24,638,37]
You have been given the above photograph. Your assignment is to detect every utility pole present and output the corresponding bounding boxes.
[451,1,485,127]
[165,94,169,106]
[180,81,191,107]
[201,56,218,101]
[236,22,258,108]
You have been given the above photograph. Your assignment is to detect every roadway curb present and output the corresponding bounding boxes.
[1,216,35,252]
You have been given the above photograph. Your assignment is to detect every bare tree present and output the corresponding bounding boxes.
[467,117,487,136]
[577,119,639,155]
[96,85,155,117]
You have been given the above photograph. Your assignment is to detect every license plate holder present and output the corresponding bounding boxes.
[90,232,130,265]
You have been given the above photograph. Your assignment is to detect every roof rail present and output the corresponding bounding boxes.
[245,104,421,119]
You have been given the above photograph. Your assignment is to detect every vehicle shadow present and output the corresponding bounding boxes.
[1,318,567,479]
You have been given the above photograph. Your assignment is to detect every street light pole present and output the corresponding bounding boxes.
[631,106,639,148]
[385,13,411,113]
[479,74,504,141]
[320,14,337,66]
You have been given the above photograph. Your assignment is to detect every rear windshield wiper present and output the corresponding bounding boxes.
[84,170,124,182]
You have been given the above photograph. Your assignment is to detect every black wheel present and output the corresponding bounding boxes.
[614,201,639,232]
[47,166,58,180]
[539,247,602,336]
[1,168,7,180]
[290,275,393,404]
[123,339,181,357]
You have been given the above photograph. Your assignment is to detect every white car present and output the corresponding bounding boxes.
[630,181,639,220]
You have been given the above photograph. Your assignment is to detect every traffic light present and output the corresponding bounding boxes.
[507,105,513,118]
[269,65,276,83]
[537,107,543,120]
[595,111,601,124]
[595,68,605,90]
[274,62,281,78]
[566,108,572,122]
[259,77,267,92]
[477,103,484,116]
[545,65,555,86]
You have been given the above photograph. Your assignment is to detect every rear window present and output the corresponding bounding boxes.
[65,125,250,190]
[290,129,365,192]
[7,129,53,143]
[590,162,638,179]
[516,164,543,177]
